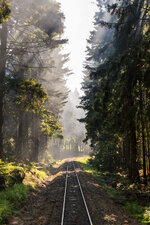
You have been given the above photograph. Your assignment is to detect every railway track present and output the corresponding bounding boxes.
[61,161,93,225]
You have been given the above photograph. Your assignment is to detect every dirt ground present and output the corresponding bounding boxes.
[8,160,141,225]
[76,165,141,225]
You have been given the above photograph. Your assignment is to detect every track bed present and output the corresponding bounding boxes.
[61,162,92,225]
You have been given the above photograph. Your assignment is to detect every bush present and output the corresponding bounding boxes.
[0,199,12,224]
[123,202,150,224]
[6,169,25,187]
[0,184,29,224]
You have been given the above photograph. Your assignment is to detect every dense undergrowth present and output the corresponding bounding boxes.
[0,160,53,224]
[0,184,28,224]
[77,157,150,225]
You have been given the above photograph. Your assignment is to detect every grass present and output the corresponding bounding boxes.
[0,184,28,224]
[0,160,24,176]
[77,157,107,185]
[34,168,47,179]
[29,167,47,180]
[77,157,150,225]
[123,202,150,224]
[0,160,50,224]
[53,158,67,168]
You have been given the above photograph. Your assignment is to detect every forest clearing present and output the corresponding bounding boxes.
[0,0,150,224]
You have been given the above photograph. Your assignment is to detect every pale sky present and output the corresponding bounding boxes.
[58,0,98,94]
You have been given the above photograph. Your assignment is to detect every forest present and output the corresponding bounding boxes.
[0,0,69,162]
[0,0,88,163]
[81,0,150,184]
[0,0,150,224]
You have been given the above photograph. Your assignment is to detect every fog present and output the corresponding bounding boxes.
[0,0,113,162]
[48,89,90,160]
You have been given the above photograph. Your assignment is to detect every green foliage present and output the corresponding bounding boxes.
[0,161,24,174]
[31,168,47,179]
[0,199,12,224]
[41,111,62,137]
[0,0,69,163]
[123,202,150,224]
[0,160,54,223]
[1,184,28,207]
[8,78,48,114]
[0,184,28,224]
[77,157,106,185]
[0,0,10,23]
[0,160,25,187]
[81,0,150,182]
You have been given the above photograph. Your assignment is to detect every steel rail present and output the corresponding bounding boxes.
[73,162,93,225]
[61,162,93,225]
[61,165,68,225]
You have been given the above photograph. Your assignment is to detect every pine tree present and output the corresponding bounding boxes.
[81,0,150,182]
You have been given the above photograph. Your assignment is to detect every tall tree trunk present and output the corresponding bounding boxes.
[23,113,29,159]
[141,123,147,184]
[123,135,131,173]
[16,115,23,157]
[30,116,39,162]
[130,121,140,182]
[0,22,7,159]
[146,125,150,176]
[139,82,147,184]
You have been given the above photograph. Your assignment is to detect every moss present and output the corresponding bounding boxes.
[0,160,55,223]
[32,168,47,179]
[0,160,48,223]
